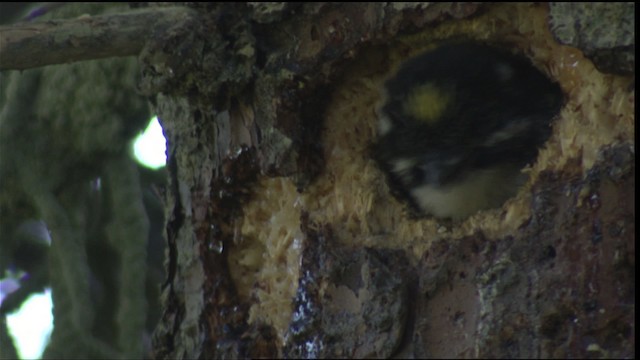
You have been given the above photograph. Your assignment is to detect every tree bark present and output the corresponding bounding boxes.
[0,7,196,71]
[0,3,634,359]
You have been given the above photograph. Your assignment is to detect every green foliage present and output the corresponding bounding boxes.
[0,10,158,356]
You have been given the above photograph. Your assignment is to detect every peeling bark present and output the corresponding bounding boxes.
[6,3,630,359]
[141,3,634,359]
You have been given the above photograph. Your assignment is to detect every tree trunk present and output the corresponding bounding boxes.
[142,3,634,358]
[0,2,634,359]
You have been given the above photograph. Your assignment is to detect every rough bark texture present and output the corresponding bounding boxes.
[133,3,634,359]
[1,2,629,358]
[408,145,634,358]
[548,2,635,75]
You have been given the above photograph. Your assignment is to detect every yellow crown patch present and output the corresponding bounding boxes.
[402,83,451,124]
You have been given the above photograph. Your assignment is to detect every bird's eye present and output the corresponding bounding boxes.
[374,42,564,219]
[409,166,425,185]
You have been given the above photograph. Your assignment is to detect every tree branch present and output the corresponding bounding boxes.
[0,6,196,71]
